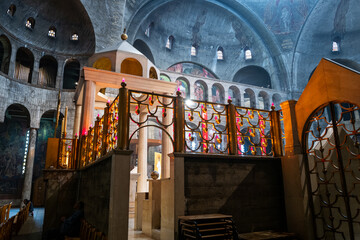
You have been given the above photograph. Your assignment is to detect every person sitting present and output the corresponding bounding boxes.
[59,201,84,238]
[23,199,34,216]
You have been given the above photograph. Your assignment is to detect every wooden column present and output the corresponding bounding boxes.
[161,96,173,179]
[79,80,96,135]
[137,112,148,192]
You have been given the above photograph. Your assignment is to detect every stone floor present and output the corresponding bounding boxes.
[8,208,155,240]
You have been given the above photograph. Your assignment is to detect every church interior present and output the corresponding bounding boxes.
[0,0,359,239]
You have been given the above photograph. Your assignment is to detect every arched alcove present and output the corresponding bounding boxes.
[63,59,80,89]
[121,58,143,76]
[149,67,158,79]
[244,88,256,108]
[194,80,208,101]
[233,66,272,88]
[258,91,270,110]
[93,57,112,71]
[39,55,58,88]
[272,94,282,110]
[229,86,241,106]
[133,39,155,64]
[0,35,11,75]
[211,83,225,103]
[15,47,34,83]
[176,77,190,98]
[160,73,171,82]
[0,104,30,198]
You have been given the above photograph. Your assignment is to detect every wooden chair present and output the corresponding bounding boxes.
[0,205,7,224]
[5,202,12,221]
[0,215,15,240]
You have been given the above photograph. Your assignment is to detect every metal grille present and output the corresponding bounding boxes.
[303,102,360,239]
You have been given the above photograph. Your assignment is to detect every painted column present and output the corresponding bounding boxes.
[21,127,38,201]
[79,80,96,135]
[161,97,173,179]
[137,112,148,192]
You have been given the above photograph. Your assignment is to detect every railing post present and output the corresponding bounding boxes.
[117,81,130,150]
[102,104,110,156]
[92,116,100,161]
[71,136,78,169]
[226,99,238,155]
[174,91,185,153]
[270,105,283,157]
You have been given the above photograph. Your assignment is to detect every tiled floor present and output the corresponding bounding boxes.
[9,208,156,240]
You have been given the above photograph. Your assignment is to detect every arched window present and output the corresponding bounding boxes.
[39,55,58,88]
[25,17,35,29]
[63,59,80,89]
[48,27,56,38]
[0,35,12,75]
[233,66,271,89]
[145,22,154,37]
[149,67,158,79]
[166,35,174,50]
[15,47,34,83]
[245,47,252,60]
[71,33,79,41]
[7,4,16,16]
[191,45,197,56]
[93,57,112,71]
[332,41,340,52]
[217,47,224,60]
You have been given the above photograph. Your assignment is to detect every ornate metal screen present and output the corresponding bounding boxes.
[303,102,360,239]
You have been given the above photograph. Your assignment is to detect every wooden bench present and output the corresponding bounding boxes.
[178,214,239,239]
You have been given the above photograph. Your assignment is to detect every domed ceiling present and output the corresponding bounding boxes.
[0,0,95,55]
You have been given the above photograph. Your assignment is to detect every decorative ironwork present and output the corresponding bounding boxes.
[303,102,360,239]
[58,137,78,169]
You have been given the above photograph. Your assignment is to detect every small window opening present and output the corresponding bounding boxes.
[48,27,56,38]
[7,5,16,16]
[166,35,174,50]
[71,33,79,41]
[191,45,197,56]
[217,47,224,60]
[245,47,252,60]
[332,41,340,52]
[145,22,154,37]
[26,18,35,29]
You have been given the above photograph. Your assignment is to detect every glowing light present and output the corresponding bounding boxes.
[122,78,125,82]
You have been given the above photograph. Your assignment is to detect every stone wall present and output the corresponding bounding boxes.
[78,157,112,234]
[184,155,286,233]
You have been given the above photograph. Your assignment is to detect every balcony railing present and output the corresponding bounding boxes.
[55,81,283,169]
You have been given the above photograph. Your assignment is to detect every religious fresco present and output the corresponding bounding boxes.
[0,119,27,197]
[212,85,223,103]
[160,74,171,82]
[167,62,216,79]
[175,79,189,98]
[194,82,206,101]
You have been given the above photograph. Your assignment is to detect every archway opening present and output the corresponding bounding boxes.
[233,66,271,88]
[15,47,34,83]
[63,59,80,89]
[0,35,11,75]
[133,39,155,64]
[39,55,58,88]
[229,86,241,106]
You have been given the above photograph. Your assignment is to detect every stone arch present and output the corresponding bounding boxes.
[63,59,80,89]
[176,77,190,99]
[244,88,256,108]
[160,73,171,82]
[211,83,225,104]
[258,91,270,110]
[121,58,143,76]
[167,61,218,79]
[233,66,272,88]
[92,57,112,71]
[0,34,11,75]
[15,47,34,83]
[39,55,58,88]
[194,80,208,101]
[229,86,241,106]
[133,39,155,64]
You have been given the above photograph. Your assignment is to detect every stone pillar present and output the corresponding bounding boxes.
[280,100,314,240]
[73,105,82,137]
[161,97,173,179]
[8,45,17,78]
[56,60,64,89]
[21,128,38,201]
[31,57,40,85]
[79,80,96,135]
[137,112,148,192]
